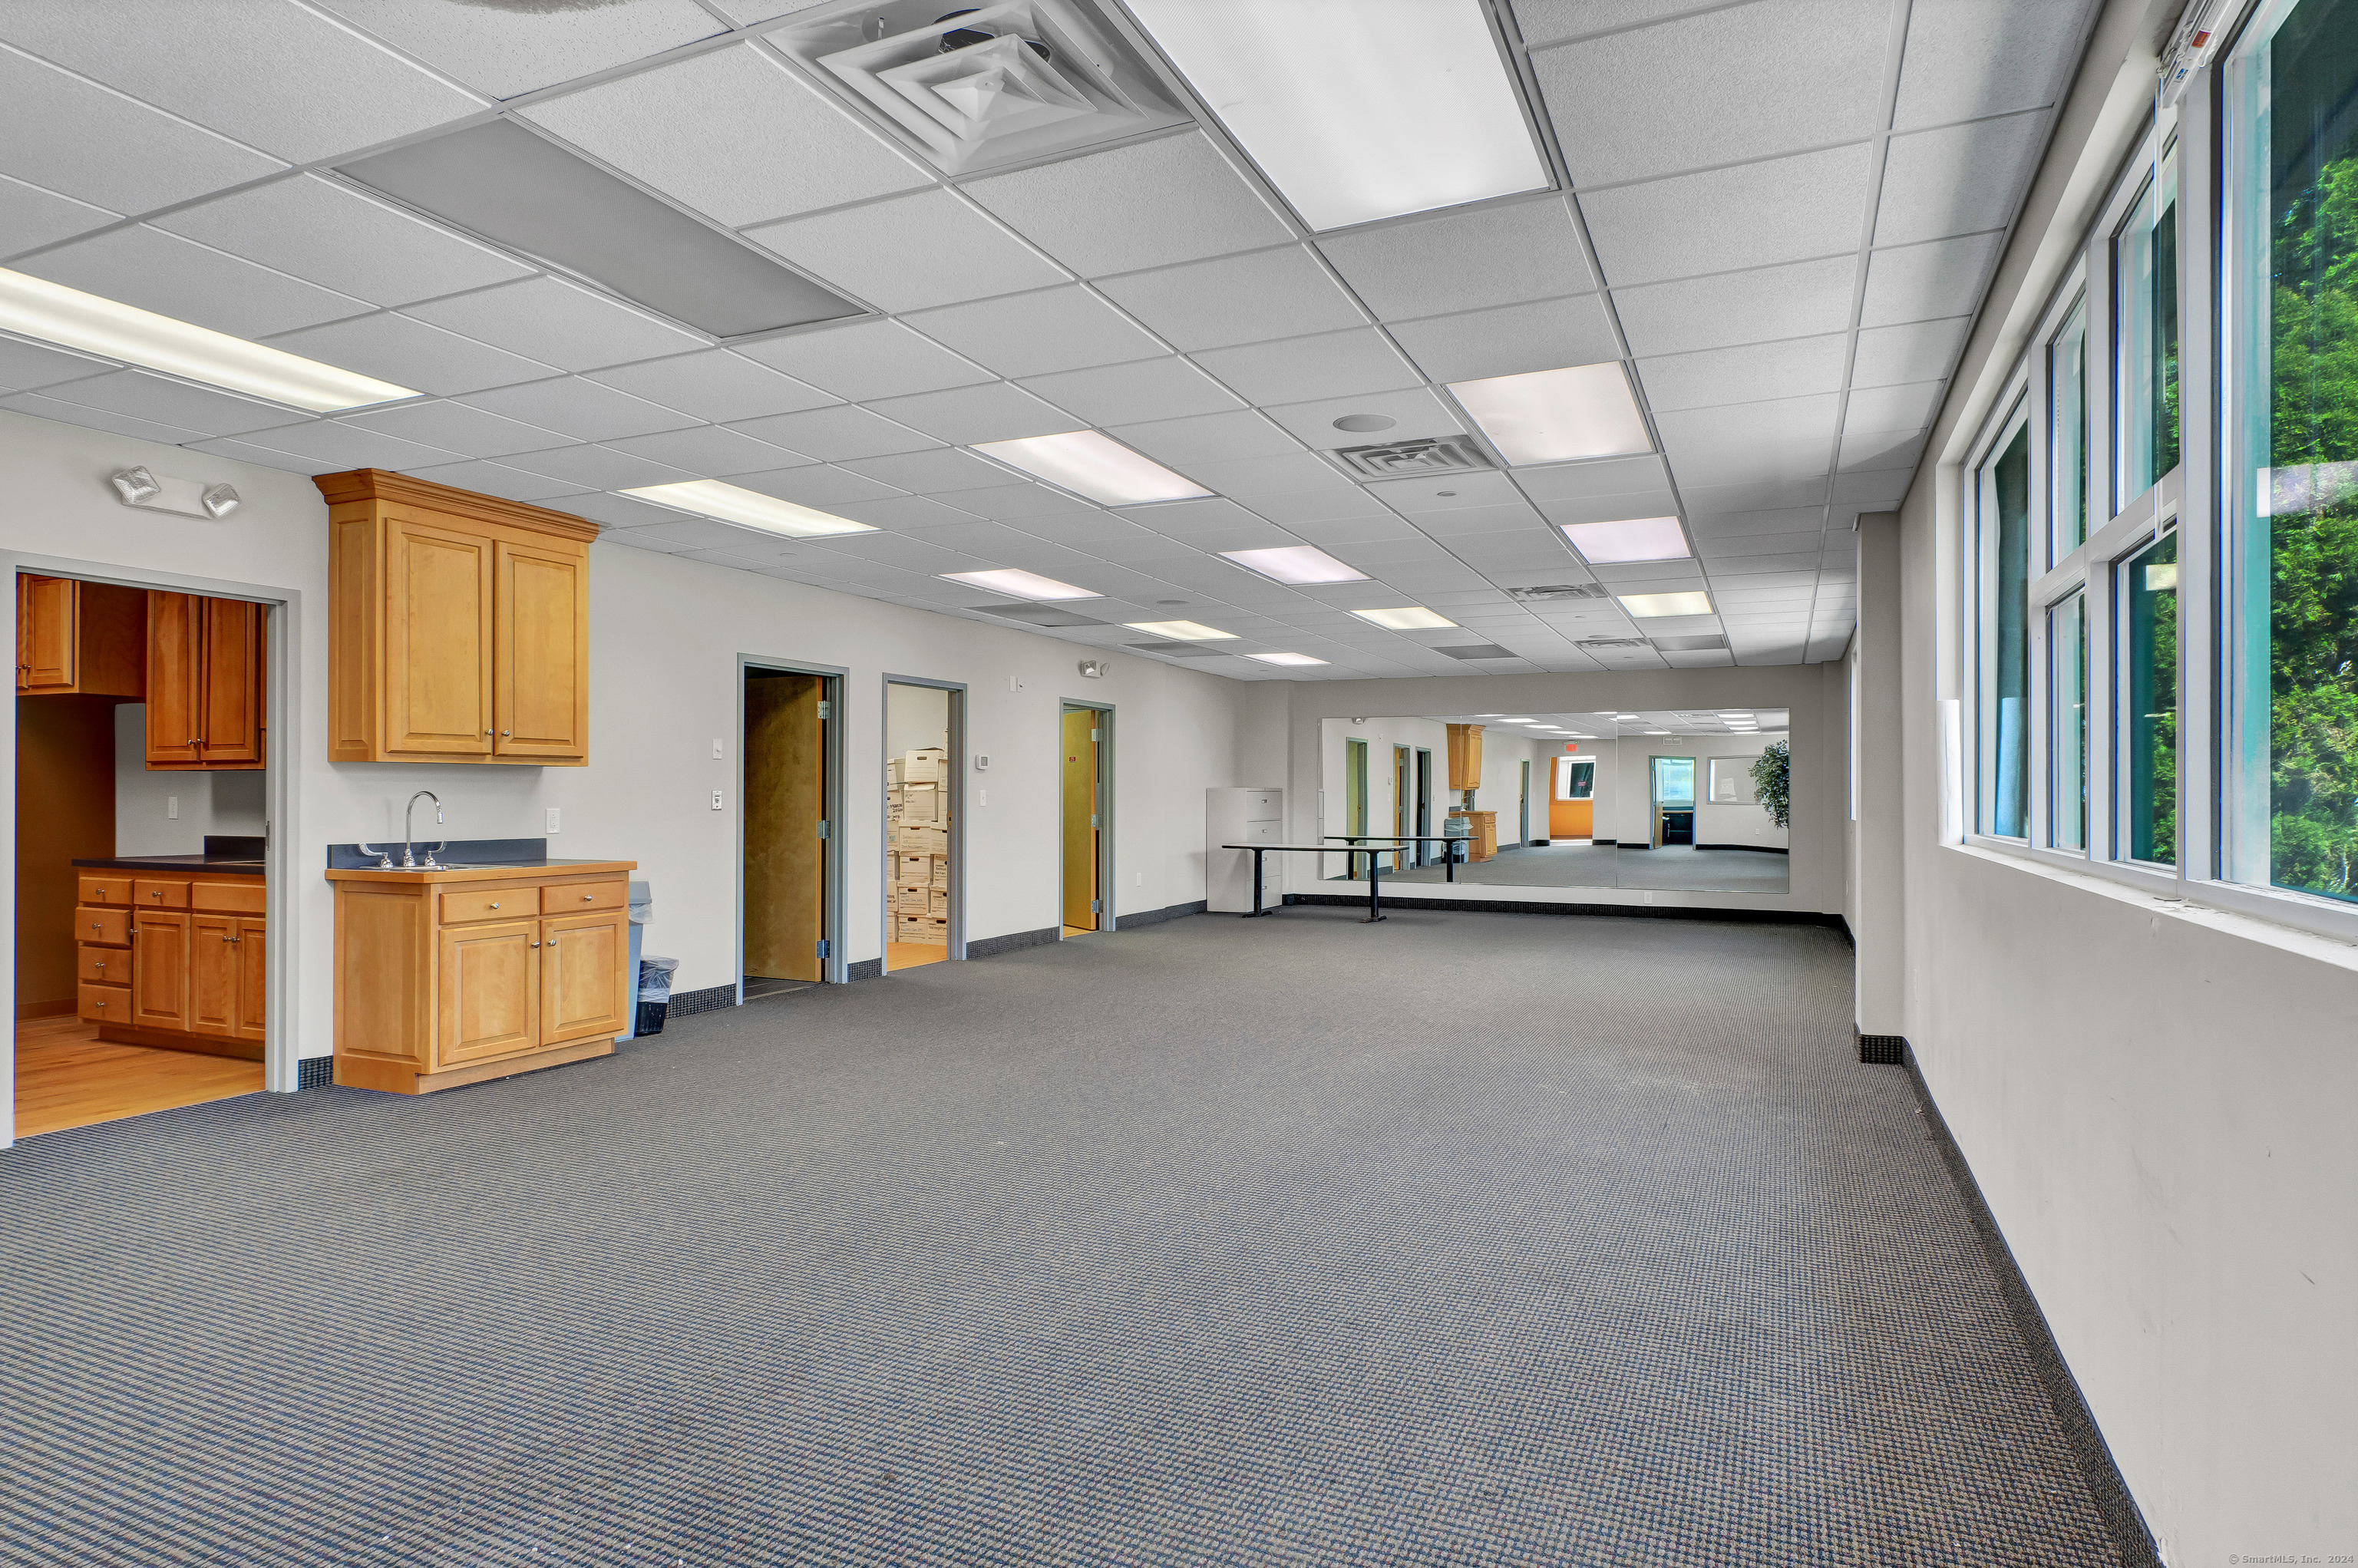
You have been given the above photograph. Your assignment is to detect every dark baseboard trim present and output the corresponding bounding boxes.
[966,924,1059,959]
[1901,1045,2160,1568]
[669,983,738,1019]
[1696,843,1790,853]
[297,1055,333,1090]
[1858,1031,1906,1065]
[847,957,883,981]
[1285,893,1844,929]
[1118,899,1206,928]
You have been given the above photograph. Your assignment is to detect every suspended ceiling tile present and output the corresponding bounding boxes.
[585,348,835,424]
[726,402,937,461]
[1248,492,1412,531]
[865,381,1074,445]
[0,0,484,163]
[500,443,696,490]
[1316,196,1593,319]
[1261,388,1466,451]
[315,0,725,99]
[1613,256,1857,358]
[18,226,369,340]
[1105,409,1300,470]
[1019,357,1243,427]
[838,446,1024,495]
[150,174,530,308]
[1365,470,1525,514]
[1180,451,1345,499]
[962,131,1293,279]
[1636,334,1851,414]
[37,369,312,437]
[1893,0,2092,128]
[1691,506,1829,536]
[1833,467,1913,507]
[1531,0,1893,185]
[735,319,991,402]
[456,376,702,443]
[1097,247,1366,352]
[1188,328,1424,407]
[745,188,1068,312]
[0,47,282,214]
[906,286,1167,379]
[1533,490,1682,527]
[181,436,331,474]
[609,515,769,553]
[1385,295,1621,383]
[521,44,930,228]
[202,417,458,471]
[1680,476,1831,514]
[0,336,114,394]
[1511,454,1672,501]
[336,398,571,460]
[402,458,590,504]
[0,390,207,446]
[602,423,814,477]
[821,495,993,530]
[1582,144,1872,288]
[265,312,557,398]
[936,484,1104,522]
[1843,380,1944,434]
[1875,112,2049,246]
[1839,428,1928,474]
[0,172,116,257]
[1851,316,1970,388]
[1408,500,1547,537]
[1702,530,1828,558]
[727,463,909,507]
[1858,233,2004,328]
[405,276,708,374]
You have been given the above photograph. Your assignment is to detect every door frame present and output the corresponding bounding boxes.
[0,553,302,1147]
[1518,758,1531,847]
[1415,747,1433,865]
[1059,698,1114,935]
[880,673,966,969]
[737,655,847,997]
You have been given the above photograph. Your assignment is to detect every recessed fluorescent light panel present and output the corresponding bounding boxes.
[339,120,862,338]
[1247,651,1329,666]
[1122,0,1550,231]
[622,480,875,536]
[1560,514,1690,564]
[1619,591,1715,617]
[0,267,416,412]
[1123,619,1235,640]
[940,567,1100,600]
[1448,361,1652,467]
[1351,606,1458,630]
[972,430,1209,505]
[1219,545,1369,584]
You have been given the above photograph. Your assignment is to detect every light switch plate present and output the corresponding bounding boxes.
[712,739,723,759]
[167,795,179,820]
[712,790,725,810]
[546,807,561,834]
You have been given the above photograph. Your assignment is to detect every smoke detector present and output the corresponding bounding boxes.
[1328,436,1493,479]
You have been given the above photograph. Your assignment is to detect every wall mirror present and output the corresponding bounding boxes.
[1316,711,1791,894]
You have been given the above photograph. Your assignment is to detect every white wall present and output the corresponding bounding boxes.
[0,407,1262,1082]
[1872,0,2357,1556]
[112,704,269,856]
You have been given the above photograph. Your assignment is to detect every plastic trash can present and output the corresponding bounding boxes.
[636,955,679,1038]
[619,880,652,1041]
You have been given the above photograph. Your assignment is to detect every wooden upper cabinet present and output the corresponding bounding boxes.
[146,591,203,764]
[18,575,144,697]
[145,591,265,770]
[1446,724,1484,792]
[316,470,596,767]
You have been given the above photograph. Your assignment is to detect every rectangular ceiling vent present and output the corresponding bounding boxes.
[969,600,1104,628]
[1126,640,1225,657]
[1329,437,1494,479]
[770,1,1187,175]
[1577,636,1650,649]
[1510,583,1608,601]
[1434,643,1518,661]
[1656,639,1731,654]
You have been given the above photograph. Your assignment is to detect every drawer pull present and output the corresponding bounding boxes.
[488,902,498,909]
[582,894,593,901]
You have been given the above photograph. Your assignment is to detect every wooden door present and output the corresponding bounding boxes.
[190,913,240,1038]
[385,517,494,757]
[1551,757,1594,839]
[198,598,262,765]
[130,909,190,1031]
[146,591,204,764]
[539,909,627,1044]
[494,540,586,760]
[1061,708,1099,931]
[745,672,825,982]
[235,917,267,1044]
[19,575,76,692]
[436,919,538,1065]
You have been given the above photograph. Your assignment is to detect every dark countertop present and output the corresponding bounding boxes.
[72,855,266,876]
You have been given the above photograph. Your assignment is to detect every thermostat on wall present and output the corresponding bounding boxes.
[974,753,991,771]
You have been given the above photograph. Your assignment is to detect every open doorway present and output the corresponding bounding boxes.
[1551,755,1596,840]
[742,663,838,1000]
[15,574,275,1137]
[884,678,959,972]
[1415,748,1433,866]
[1060,702,1109,936]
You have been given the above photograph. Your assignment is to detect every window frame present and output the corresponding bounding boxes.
[1969,385,2035,842]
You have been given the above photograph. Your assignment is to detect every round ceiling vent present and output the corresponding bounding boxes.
[1331,413,1397,433]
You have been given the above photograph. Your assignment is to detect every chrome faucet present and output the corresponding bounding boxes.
[402,791,444,869]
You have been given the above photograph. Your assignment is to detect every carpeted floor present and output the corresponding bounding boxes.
[0,910,2125,1565]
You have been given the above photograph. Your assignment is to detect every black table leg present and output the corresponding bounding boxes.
[1364,850,1385,923]
[1244,847,1267,916]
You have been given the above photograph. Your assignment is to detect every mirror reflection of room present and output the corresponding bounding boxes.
[1319,712,1789,893]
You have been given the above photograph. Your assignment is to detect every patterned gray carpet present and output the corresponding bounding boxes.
[1,909,2125,1565]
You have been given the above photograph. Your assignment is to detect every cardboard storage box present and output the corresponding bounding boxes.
[899,826,947,855]
[930,855,950,888]
[901,783,940,824]
[903,748,946,784]
[896,853,931,883]
[928,888,949,918]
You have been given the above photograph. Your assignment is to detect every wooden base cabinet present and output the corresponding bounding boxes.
[329,861,636,1094]
[74,870,264,1058]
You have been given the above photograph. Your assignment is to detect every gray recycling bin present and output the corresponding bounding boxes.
[619,879,659,1041]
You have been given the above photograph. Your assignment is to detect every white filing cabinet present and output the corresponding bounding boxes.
[1205,787,1284,913]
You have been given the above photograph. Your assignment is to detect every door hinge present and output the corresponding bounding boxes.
[1090,727,1100,741]
[1090,813,1099,827]
[816,939,830,959]
[816,700,832,720]
[816,819,830,839]
[1089,899,1101,913]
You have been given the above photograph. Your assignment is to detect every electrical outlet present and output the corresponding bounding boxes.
[166,795,179,820]
[978,787,987,807]
[546,807,561,834]
[712,738,723,760]
[712,790,725,810]
[1008,675,1024,692]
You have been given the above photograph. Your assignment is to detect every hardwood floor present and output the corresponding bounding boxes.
[14,1014,263,1137]
[886,941,947,971]
[1062,925,1092,939]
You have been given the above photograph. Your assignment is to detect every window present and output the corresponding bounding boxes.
[2118,139,2180,509]
[2120,532,2178,864]
[2052,296,2089,561]
[2226,0,2358,906]
[1977,407,2033,837]
[2050,589,2087,851]
[1651,756,1695,805]
[1557,758,1593,800]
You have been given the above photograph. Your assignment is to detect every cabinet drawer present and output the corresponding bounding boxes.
[193,880,266,914]
[134,879,189,909]
[76,945,127,986]
[78,983,125,1023]
[78,906,130,946]
[1242,790,1281,821]
[541,880,626,916]
[78,875,131,907]
[440,886,529,925]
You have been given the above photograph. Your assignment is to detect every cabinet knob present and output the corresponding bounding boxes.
[485,730,494,737]
[502,731,510,737]
[582,894,592,901]
[488,902,498,909]
[530,940,541,949]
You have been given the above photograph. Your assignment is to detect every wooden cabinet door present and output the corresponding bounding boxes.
[198,598,262,766]
[494,540,586,761]
[190,913,240,1038]
[146,591,205,764]
[539,909,626,1045]
[235,917,267,1044]
[386,517,494,758]
[19,574,76,692]
[436,918,539,1065]
[130,909,190,1032]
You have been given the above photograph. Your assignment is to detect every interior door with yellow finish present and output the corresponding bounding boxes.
[1062,707,1100,933]
[745,672,825,983]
